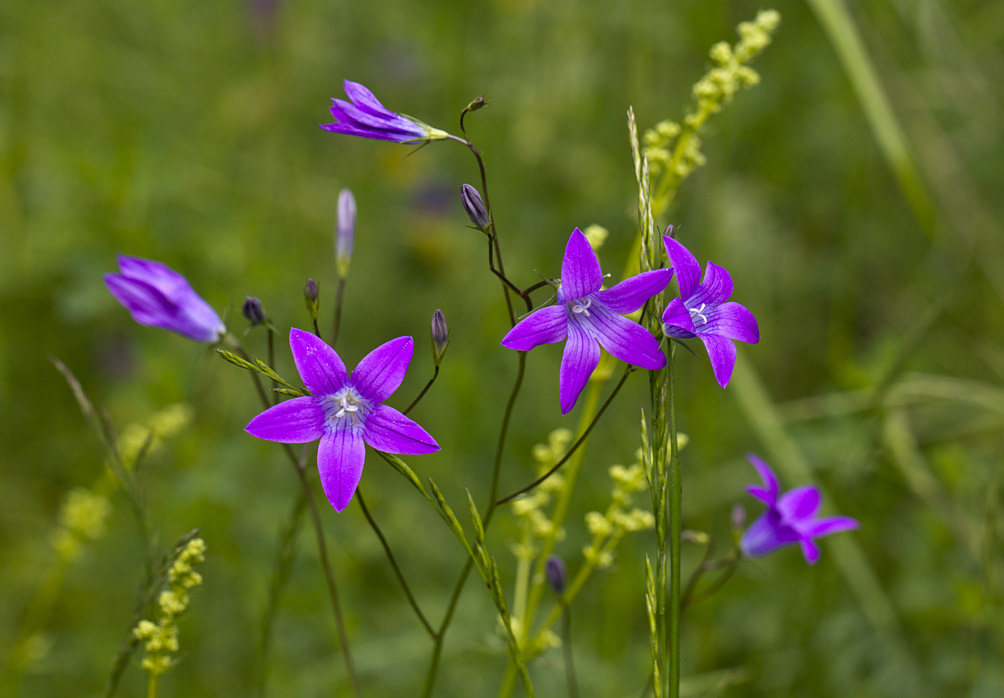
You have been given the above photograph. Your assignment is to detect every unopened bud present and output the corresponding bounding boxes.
[663,223,677,239]
[465,95,488,113]
[460,184,490,230]
[545,555,567,594]
[242,297,265,325]
[304,278,319,321]
[336,188,356,278]
[731,503,746,531]
[431,309,449,365]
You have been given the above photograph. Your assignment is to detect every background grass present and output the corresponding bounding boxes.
[2,0,1002,696]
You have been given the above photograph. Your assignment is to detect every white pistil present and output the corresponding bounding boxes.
[329,387,365,426]
[689,303,708,326]
[570,298,592,317]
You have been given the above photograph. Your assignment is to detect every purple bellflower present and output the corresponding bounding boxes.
[740,454,858,565]
[501,228,673,414]
[661,236,759,388]
[105,256,226,343]
[245,329,439,512]
[321,80,450,144]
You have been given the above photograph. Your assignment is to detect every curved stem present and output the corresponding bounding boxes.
[404,366,440,416]
[496,366,634,505]
[356,489,436,638]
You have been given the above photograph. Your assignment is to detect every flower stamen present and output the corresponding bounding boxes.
[570,297,592,317]
[689,303,708,326]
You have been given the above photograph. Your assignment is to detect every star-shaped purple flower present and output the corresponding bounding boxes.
[740,454,858,565]
[245,329,440,512]
[661,236,759,388]
[104,256,226,343]
[501,228,673,414]
[320,80,450,144]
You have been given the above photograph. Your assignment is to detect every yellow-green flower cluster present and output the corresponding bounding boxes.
[118,403,193,469]
[583,460,655,569]
[50,488,111,561]
[643,9,781,186]
[511,429,572,561]
[133,537,206,677]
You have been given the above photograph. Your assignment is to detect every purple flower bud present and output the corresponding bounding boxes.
[336,188,356,278]
[304,278,319,320]
[242,296,266,325]
[431,309,449,366]
[105,256,226,342]
[545,554,567,594]
[460,184,490,230]
[730,503,746,531]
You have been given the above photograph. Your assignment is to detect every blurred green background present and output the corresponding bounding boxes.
[2,0,1003,696]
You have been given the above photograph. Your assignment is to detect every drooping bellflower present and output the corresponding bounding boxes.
[245,329,439,511]
[320,80,450,144]
[501,228,672,414]
[661,235,759,388]
[104,256,226,342]
[740,454,858,565]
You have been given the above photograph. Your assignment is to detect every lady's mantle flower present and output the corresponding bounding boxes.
[661,236,758,388]
[105,256,226,342]
[245,329,439,511]
[321,80,450,144]
[501,228,672,414]
[740,454,858,565]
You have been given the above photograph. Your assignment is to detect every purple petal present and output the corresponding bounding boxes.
[364,404,439,455]
[117,256,189,296]
[662,236,701,299]
[105,270,223,343]
[745,453,779,506]
[584,304,666,370]
[799,538,821,565]
[594,268,673,314]
[778,485,821,521]
[802,515,858,539]
[245,397,325,443]
[317,427,366,512]
[698,334,738,388]
[690,261,733,307]
[289,328,347,395]
[501,305,568,351]
[739,513,800,558]
[703,301,759,344]
[559,323,601,414]
[561,228,603,300]
[351,336,413,403]
[342,80,392,117]
[327,98,418,139]
[661,297,696,338]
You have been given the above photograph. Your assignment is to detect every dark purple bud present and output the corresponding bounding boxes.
[304,278,319,320]
[431,309,449,366]
[663,223,676,239]
[545,555,567,594]
[460,184,490,230]
[242,296,266,325]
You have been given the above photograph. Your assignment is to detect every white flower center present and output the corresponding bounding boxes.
[327,386,367,426]
[689,303,708,327]
[570,297,592,317]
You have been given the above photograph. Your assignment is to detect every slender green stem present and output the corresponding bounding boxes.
[667,344,681,698]
[356,489,436,638]
[561,609,579,698]
[146,673,159,698]
[333,277,346,348]
[404,366,440,416]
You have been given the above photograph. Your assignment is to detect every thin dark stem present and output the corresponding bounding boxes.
[681,552,740,609]
[312,318,321,338]
[496,366,634,505]
[404,366,440,416]
[356,489,436,638]
[287,444,361,696]
[521,279,550,296]
[234,345,270,406]
[333,278,346,349]
[421,351,527,697]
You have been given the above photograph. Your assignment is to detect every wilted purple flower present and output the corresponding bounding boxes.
[740,454,858,565]
[336,188,356,277]
[502,228,672,414]
[661,236,759,388]
[245,329,439,511]
[105,256,226,342]
[320,80,450,144]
